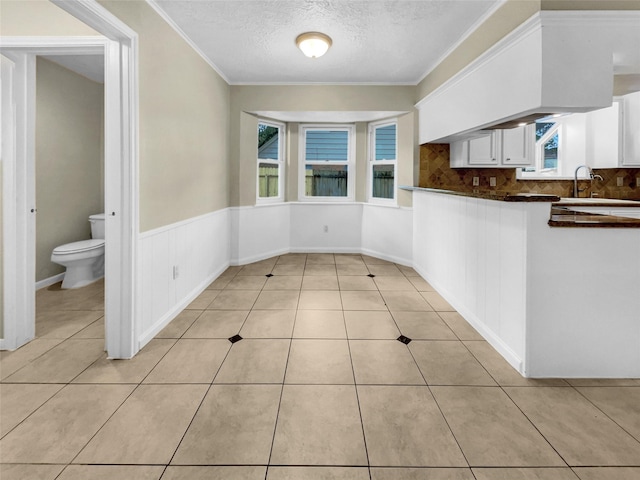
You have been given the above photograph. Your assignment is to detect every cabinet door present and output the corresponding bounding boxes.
[468,133,498,165]
[586,102,620,168]
[622,91,640,166]
[450,140,468,168]
[501,124,534,166]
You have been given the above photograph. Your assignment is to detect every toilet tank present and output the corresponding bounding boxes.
[89,213,106,239]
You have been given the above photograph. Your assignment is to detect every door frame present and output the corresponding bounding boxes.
[0,0,139,358]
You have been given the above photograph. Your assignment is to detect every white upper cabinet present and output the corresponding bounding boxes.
[585,101,620,168]
[450,125,534,168]
[621,91,640,166]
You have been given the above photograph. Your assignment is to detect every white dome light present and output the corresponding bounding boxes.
[296,32,332,58]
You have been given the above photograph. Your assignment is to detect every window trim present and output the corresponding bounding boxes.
[257,119,285,204]
[519,121,563,179]
[367,119,398,205]
[298,124,356,202]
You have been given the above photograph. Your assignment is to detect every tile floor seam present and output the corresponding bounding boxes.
[136,338,180,385]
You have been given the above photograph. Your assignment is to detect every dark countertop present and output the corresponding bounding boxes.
[400,186,560,202]
[549,207,640,228]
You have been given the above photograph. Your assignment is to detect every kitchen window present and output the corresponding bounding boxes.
[299,125,355,201]
[368,120,397,203]
[520,119,561,177]
[257,120,285,202]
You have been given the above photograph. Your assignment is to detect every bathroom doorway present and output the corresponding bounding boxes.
[1,2,139,358]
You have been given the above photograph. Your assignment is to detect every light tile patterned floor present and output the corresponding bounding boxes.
[2,253,640,480]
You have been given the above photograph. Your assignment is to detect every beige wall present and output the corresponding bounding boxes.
[35,58,104,282]
[229,85,417,208]
[0,0,99,36]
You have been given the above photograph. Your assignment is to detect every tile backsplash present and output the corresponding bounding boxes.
[419,144,640,199]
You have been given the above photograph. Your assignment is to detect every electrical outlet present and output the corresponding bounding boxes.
[323,225,328,233]
[617,176,624,187]
[472,176,480,186]
[489,177,497,187]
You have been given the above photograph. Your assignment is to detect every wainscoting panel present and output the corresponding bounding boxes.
[289,203,363,253]
[361,204,413,265]
[230,204,290,264]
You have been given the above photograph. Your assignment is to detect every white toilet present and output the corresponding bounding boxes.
[51,213,105,289]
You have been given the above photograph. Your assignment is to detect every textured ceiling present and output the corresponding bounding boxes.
[151,0,502,84]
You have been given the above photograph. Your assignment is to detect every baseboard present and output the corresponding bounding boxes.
[413,264,524,375]
[137,262,230,348]
[35,273,65,290]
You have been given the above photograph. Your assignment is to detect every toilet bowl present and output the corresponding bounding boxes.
[51,213,105,289]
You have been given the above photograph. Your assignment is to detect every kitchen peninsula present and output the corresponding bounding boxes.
[405,186,640,378]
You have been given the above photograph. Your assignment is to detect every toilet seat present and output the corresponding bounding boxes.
[52,239,105,255]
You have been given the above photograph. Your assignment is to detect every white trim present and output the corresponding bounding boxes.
[0,36,105,53]
[257,119,286,204]
[540,10,640,27]
[144,0,230,84]
[35,273,65,291]
[230,81,418,86]
[415,0,507,85]
[415,12,542,108]
[51,0,138,40]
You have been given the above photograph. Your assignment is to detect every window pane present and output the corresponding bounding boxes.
[535,121,555,141]
[305,130,348,162]
[543,133,558,169]
[372,164,394,199]
[375,124,396,160]
[258,163,279,197]
[258,124,279,160]
[305,165,348,197]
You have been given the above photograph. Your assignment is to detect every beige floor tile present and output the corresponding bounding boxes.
[0,464,65,480]
[3,339,105,383]
[299,290,343,310]
[264,275,303,290]
[253,290,300,310]
[240,310,296,338]
[207,290,260,310]
[214,339,290,384]
[285,340,354,384]
[438,312,484,340]
[163,466,267,480]
[155,309,202,338]
[576,387,640,441]
[277,253,307,265]
[464,341,569,386]
[36,310,104,339]
[566,379,640,387]
[306,253,336,265]
[268,467,370,479]
[421,292,455,311]
[0,383,64,437]
[144,339,230,383]
[220,265,243,276]
[186,289,221,309]
[341,291,387,310]
[350,340,425,385]
[272,264,305,276]
[407,276,436,291]
[373,276,415,291]
[72,318,105,338]
[238,262,276,276]
[398,265,420,276]
[362,255,393,265]
[57,465,164,480]
[302,275,339,290]
[391,311,458,340]
[472,468,580,480]
[573,467,640,480]
[337,275,377,291]
[334,254,365,265]
[368,264,403,276]
[73,339,175,383]
[271,385,368,465]
[359,386,467,467]
[409,341,496,386]
[336,264,370,275]
[293,310,347,339]
[172,384,280,465]
[305,264,338,276]
[431,386,565,467]
[371,468,474,479]
[226,275,268,290]
[0,384,134,463]
[505,387,640,466]
[344,311,401,339]
[381,291,433,312]
[0,338,64,379]
[182,310,249,338]
[75,384,207,464]
[206,276,233,289]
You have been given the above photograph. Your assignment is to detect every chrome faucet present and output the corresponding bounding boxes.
[574,165,602,198]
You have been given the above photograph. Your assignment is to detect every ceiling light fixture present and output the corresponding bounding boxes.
[296,32,332,58]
